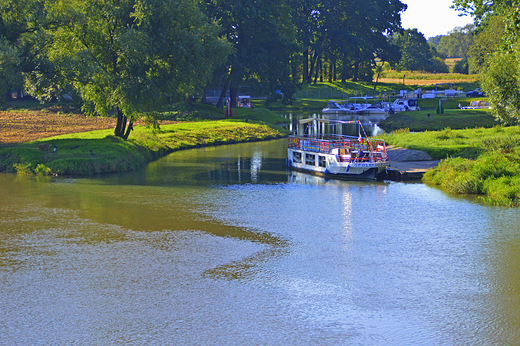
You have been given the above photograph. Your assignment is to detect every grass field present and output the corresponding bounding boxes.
[379,109,496,132]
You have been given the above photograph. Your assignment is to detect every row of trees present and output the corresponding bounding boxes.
[0,0,232,139]
[2,0,463,138]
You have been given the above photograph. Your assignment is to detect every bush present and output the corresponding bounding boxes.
[453,58,469,74]
[427,57,449,73]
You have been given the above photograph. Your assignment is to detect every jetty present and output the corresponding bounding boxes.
[383,146,439,181]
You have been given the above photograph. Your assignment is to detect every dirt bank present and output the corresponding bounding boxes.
[0,110,174,146]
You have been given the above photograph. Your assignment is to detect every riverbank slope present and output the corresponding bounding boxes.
[382,126,520,206]
[0,115,287,175]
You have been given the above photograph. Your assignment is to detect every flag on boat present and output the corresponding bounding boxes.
[358,129,363,143]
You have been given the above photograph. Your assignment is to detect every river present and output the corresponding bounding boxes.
[1,138,520,345]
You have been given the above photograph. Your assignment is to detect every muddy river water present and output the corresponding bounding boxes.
[1,139,520,345]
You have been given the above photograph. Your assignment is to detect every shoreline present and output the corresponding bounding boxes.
[0,121,288,176]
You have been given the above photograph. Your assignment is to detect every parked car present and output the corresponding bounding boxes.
[466,88,485,97]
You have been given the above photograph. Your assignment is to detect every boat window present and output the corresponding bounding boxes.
[293,152,302,163]
[318,156,326,167]
[305,153,315,166]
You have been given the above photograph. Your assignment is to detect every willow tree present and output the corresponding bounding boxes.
[46,0,230,139]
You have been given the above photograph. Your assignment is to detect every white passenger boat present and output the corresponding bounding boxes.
[287,120,389,180]
[322,100,350,114]
[361,103,387,115]
[322,100,364,114]
[387,98,420,112]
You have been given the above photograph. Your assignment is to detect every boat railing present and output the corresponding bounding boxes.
[288,136,388,162]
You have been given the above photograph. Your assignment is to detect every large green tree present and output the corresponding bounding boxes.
[454,1,520,124]
[394,29,435,71]
[436,24,475,58]
[482,44,520,124]
[45,0,230,139]
[452,0,513,22]
[0,0,52,101]
[292,0,406,83]
[205,0,298,107]
[467,12,505,73]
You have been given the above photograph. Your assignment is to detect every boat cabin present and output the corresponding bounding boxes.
[390,98,419,112]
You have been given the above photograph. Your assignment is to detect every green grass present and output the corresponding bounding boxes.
[381,125,520,159]
[383,125,520,207]
[0,121,287,175]
[379,108,497,132]
[156,102,287,124]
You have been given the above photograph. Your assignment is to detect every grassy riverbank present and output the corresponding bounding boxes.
[382,126,520,206]
[378,109,496,132]
[0,120,287,175]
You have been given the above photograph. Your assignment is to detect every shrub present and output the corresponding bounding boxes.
[453,58,469,74]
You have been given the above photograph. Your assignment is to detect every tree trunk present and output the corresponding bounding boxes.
[216,74,231,109]
[341,53,347,83]
[328,55,333,83]
[291,55,298,85]
[332,56,337,81]
[353,51,359,82]
[230,85,238,108]
[114,107,127,138]
[309,50,319,84]
[122,120,133,140]
[313,53,320,84]
[319,57,323,83]
[373,62,384,92]
[303,49,309,84]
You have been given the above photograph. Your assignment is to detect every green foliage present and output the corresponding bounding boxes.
[394,29,434,72]
[45,0,231,139]
[436,25,475,59]
[381,125,520,160]
[430,57,450,73]
[424,149,520,206]
[481,45,520,125]
[205,0,297,105]
[467,13,505,73]
[0,38,22,102]
[379,108,497,133]
[453,58,469,74]
[388,123,520,206]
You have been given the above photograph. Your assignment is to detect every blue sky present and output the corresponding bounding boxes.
[400,0,474,38]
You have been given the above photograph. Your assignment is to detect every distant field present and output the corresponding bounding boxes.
[376,69,478,84]
[376,78,475,85]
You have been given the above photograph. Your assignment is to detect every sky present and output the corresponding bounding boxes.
[400,0,474,38]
